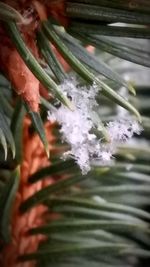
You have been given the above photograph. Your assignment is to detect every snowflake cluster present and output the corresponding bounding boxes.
[48,78,142,174]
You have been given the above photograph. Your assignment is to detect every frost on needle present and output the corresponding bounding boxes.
[48,78,142,174]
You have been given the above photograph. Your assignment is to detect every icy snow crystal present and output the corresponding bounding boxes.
[48,78,142,174]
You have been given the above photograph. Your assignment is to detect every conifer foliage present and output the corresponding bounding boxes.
[0,1,150,266]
